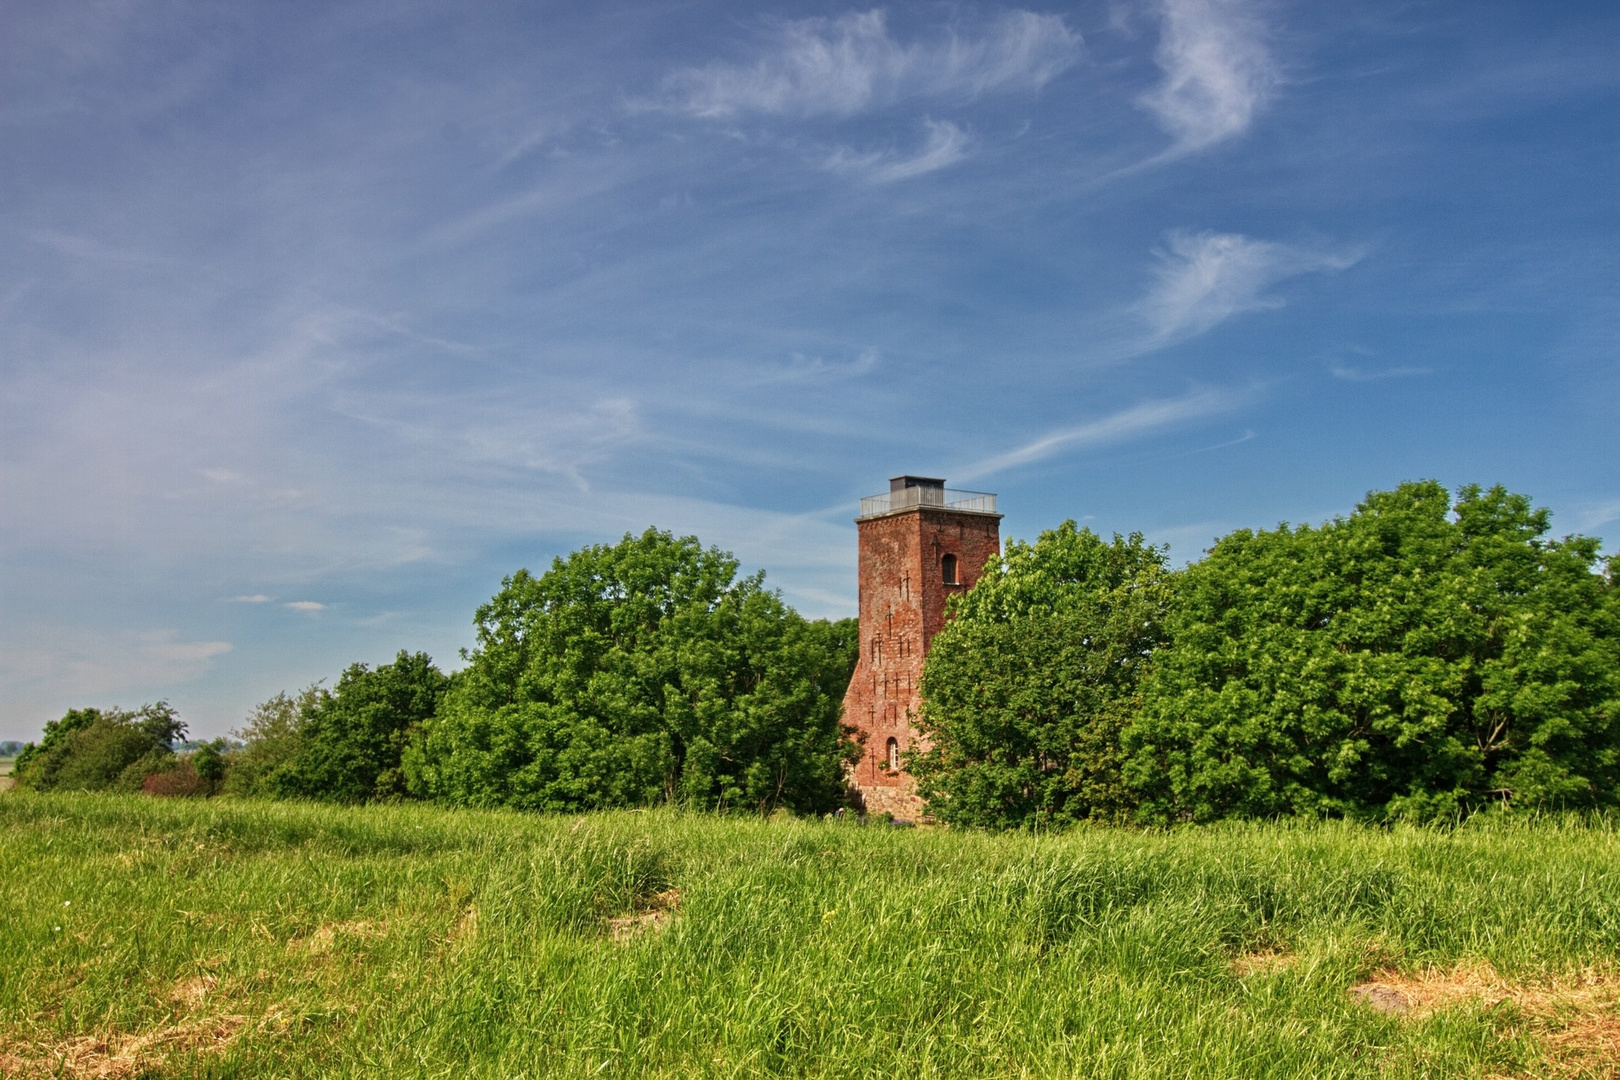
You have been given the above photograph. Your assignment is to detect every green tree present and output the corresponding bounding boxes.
[1126,482,1620,822]
[14,702,184,792]
[404,528,858,814]
[271,653,448,802]
[191,739,229,785]
[222,686,320,797]
[910,523,1171,828]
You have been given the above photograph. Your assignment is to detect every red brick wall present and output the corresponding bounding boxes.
[842,506,1001,818]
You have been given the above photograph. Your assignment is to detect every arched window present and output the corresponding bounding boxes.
[942,553,958,584]
[886,737,900,772]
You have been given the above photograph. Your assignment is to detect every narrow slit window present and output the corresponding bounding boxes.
[886,737,900,772]
[942,553,958,584]
[872,638,882,665]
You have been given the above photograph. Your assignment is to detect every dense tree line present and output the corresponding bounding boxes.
[914,482,1620,825]
[13,529,858,816]
[13,483,1618,825]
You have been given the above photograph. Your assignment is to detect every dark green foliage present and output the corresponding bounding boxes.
[191,739,228,784]
[13,702,183,792]
[1126,482,1620,822]
[404,528,858,814]
[911,523,1172,827]
[222,686,319,797]
[270,652,448,802]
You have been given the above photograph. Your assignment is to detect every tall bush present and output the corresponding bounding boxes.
[1126,482,1620,821]
[405,528,858,814]
[911,523,1171,827]
[13,703,184,792]
[269,652,448,802]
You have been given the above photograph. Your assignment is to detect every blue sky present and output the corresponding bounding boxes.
[2,0,1617,740]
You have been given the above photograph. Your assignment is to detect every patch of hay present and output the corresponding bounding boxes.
[1231,951,1297,977]
[169,974,216,1009]
[0,1016,246,1080]
[607,888,682,943]
[289,919,387,955]
[1349,962,1620,1075]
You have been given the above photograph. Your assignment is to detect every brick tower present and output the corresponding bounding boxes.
[843,476,1001,819]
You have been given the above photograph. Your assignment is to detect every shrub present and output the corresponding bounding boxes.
[269,653,448,803]
[14,703,184,792]
[223,687,318,797]
[405,528,859,814]
[142,758,211,798]
[911,523,1171,828]
[1126,482,1620,822]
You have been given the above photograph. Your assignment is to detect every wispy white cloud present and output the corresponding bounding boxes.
[284,601,325,612]
[1328,362,1431,381]
[955,388,1245,481]
[1136,230,1359,347]
[1139,0,1276,157]
[230,594,273,604]
[0,629,232,706]
[825,118,970,182]
[662,9,1079,119]
[1565,500,1620,535]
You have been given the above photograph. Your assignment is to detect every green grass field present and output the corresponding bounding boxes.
[2,794,1617,1078]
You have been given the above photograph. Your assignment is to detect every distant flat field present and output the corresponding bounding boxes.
[1,796,1617,1079]
[0,760,12,793]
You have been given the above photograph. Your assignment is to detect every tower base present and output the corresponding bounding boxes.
[853,782,927,822]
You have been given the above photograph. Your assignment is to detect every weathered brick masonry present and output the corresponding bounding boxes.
[843,477,1001,819]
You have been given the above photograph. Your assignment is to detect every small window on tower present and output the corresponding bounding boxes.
[942,553,958,584]
[886,737,900,772]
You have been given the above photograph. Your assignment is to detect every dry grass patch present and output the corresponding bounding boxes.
[168,974,216,1009]
[607,887,681,943]
[1230,950,1298,977]
[1349,963,1620,1076]
[290,918,388,955]
[0,1016,246,1080]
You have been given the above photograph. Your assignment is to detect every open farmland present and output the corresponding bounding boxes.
[2,795,1618,1078]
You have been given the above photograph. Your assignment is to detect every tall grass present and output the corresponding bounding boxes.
[2,794,1617,1077]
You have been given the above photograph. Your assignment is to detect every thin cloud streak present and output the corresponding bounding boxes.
[661,9,1079,119]
[1329,363,1431,381]
[955,388,1246,482]
[825,118,970,182]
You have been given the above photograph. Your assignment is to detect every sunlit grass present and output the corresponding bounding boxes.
[2,794,1617,1078]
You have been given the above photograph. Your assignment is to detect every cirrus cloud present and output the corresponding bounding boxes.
[1139,0,1277,157]
[1136,230,1360,347]
[662,9,1080,119]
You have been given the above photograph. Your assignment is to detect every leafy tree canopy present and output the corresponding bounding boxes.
[270,652,448,802]
[911,523,1172,828]
[404,528,858,814]
[14,702,184,792]
[1125,482,1620,822]
[222,686,321,797]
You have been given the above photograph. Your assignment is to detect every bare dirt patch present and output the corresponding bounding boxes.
[1349,963,1620,1076]
[607,888,682,943]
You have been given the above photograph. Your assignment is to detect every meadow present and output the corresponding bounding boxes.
[2,794,1618,1078]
